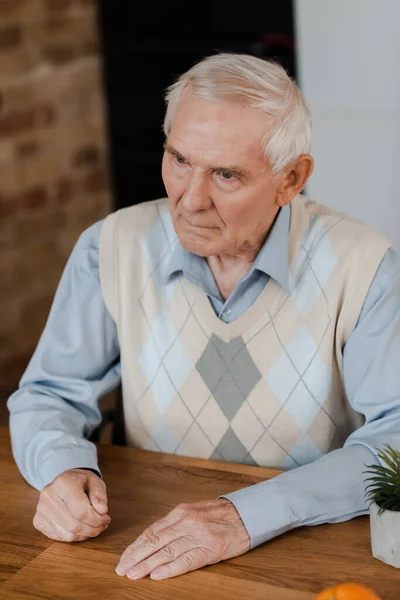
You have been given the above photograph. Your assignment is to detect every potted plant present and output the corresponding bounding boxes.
[364,443,400,568]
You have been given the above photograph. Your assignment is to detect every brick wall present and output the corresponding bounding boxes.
[0,0,113,403]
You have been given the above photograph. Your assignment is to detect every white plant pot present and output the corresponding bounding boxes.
[370,502,400,568]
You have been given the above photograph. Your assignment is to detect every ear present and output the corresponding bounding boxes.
[275,154,314,208]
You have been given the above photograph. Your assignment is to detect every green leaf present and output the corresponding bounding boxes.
[379,444,400,471]
[378,445,400,470]
[363,444,400,513]
[364,464,398,479]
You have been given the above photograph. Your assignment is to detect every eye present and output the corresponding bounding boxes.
[217,170,237,182]
[174,155,186,165]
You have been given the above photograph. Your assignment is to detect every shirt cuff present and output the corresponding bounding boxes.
[39,447,102,489]
[218,479,294,550]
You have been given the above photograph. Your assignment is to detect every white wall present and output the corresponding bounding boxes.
[295,0,400,250]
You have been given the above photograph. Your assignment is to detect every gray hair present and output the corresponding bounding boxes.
[163,53,311,173]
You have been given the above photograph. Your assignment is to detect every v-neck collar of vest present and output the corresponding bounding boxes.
[180,274,282,342]
[177,195,307,342]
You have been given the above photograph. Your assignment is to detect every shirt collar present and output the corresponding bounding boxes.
[252,203,290,293]
[164,203,291,294]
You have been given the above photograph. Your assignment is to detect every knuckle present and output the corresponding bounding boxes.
[88,526,103,538]
[64,532,78,543]
[195,545,211,562]
[180,553,196,569]
[183,510,199,525]
[172,503,187,516]
[142,528,161,550]
[174,503,195,520]
[74,509,88,522]
[69,523,83,535]
[208,533,222,551]
[161,544,177,561]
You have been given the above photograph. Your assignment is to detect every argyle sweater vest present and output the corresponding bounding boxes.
[99,194,390,470]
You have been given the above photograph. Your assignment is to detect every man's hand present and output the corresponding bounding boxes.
[33,468,111,542]
[115,498,250,581]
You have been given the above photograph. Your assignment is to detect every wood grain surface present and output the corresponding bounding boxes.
[0,426,398,599]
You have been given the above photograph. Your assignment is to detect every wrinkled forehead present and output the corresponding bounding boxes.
[168,93,270,168]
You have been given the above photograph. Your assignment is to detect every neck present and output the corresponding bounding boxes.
[207,252,254,274]
[206,234,267,302]
[206,206,281,301]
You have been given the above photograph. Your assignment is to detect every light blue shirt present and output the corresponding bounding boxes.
[7,204,400,550]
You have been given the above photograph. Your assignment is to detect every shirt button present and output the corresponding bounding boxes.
[223,309,231,316]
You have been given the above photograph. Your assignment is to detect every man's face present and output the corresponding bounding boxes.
[162,92,283,258]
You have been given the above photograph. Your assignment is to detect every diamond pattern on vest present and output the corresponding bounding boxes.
[210,427,259,466]
[196,334,262,422]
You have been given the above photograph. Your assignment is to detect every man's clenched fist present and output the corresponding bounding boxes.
[33,468,111,542]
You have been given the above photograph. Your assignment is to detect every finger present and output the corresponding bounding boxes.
[88,492,108,516]
[86,475,109,515]
[124,536,194,580]
[34,512,83,543]
[150,547,209,580]
[116,504,191,574]
[144,506,185,534]
[35,509,109,543]
[36,492,110,539]
[52,499,111,539]
[116,525,180,575]
[118,506,184,564]
[60,483,110,528]
[34,513,65,541]
[63,469,109,516]
[60,495,111,529]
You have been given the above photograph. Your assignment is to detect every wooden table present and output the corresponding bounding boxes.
[0,427,399,599]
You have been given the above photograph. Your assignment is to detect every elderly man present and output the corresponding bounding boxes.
[8,53,400,581]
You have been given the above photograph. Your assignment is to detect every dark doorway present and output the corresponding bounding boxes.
[97,1,296,211]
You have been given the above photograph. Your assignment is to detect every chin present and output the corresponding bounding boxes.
[178,234,217,257]
[180,239,213,257]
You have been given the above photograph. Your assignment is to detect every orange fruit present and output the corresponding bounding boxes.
[315,583,381,600]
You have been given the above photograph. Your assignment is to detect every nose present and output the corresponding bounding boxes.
[181,169,212,213]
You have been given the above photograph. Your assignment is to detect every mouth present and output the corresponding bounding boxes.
[180,215,215,229]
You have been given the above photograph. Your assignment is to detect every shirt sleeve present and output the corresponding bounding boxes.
[7,220,121,491]
[219,247,400,550]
